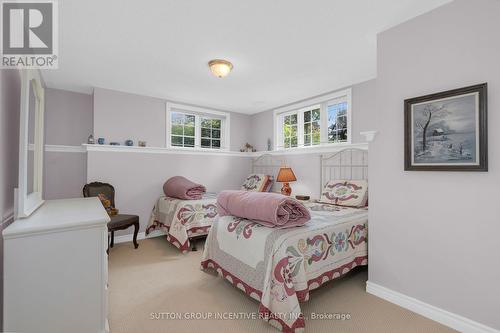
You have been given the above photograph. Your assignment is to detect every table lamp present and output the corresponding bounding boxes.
[277,167,297,196]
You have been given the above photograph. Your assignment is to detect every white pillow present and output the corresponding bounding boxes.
[241,174,273,192]
[319,180,368,207]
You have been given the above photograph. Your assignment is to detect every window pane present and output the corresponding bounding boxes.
[212,119,221,129]
[312,122,320,144]
[184,137,195,147]
[304,122,311,134]
[201,128,211,138]
[172,113,183,125]
[337,116,347,129]
[290,114,297,125]
[212,129,220,139]
[212,139,221,148]
[284,115,290,126]
[338,129,347,141]
[171,135,183,146]
[304,134,311,146]
[184,126,195,136]
[201,118,211,128]
[291,136,298,147]
[290,125,297,137]
[328,102,348,143]
[312,109,320,121]
[201,138,211,148]
[312,131,321,145]
[185,115,195,126]
[171,125,183,135]
[284,124,291,138]
[304,111,311,123]
[284,138,291,148]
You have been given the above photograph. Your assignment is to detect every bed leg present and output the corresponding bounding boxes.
[191,239,197,251]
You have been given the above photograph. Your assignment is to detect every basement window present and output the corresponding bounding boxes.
[166,103,230,151]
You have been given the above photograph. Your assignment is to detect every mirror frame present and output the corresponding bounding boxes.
[15,70,45,218]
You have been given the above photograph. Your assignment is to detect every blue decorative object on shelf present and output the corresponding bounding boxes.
[110,142,120,146]
[97,138,105,145]
[125,139,134,146]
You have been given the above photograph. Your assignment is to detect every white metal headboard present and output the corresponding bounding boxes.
[252,154,284,178]
[320,148,368,193]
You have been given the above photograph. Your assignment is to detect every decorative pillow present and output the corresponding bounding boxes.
[319,180,368,207]
[241,174,273,192]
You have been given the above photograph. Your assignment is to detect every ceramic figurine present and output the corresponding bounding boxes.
[87,134,95,144]
[267,138,272,151]
[138,140,146,147]
[241,143,255,152]
[110,142,120,146]
[97,138,105,145]
[125,139,133,146]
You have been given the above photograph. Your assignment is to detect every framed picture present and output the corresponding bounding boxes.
[404,83,487,171]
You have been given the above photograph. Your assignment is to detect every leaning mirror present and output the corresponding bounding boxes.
[15,70,45,218]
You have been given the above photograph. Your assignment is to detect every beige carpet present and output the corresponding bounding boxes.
[108,238,456,333]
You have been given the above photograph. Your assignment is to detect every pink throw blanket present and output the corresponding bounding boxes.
[163,176,206,200]
[217,190,311,228]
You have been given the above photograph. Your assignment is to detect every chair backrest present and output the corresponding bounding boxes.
[83,182,115,207]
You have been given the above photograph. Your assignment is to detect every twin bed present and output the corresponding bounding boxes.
[145,156,277,252]
[148,148,369,333]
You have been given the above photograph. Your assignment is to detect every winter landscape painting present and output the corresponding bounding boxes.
[404,84,487,171]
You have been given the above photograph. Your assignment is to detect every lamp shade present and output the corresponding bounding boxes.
[277,167,297,183]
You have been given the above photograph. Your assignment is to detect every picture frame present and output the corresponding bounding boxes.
[404,83,487,171]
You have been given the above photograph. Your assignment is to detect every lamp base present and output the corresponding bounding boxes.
[280,182,292,196]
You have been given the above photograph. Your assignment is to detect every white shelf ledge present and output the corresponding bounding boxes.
[83,144,254,157]
[82,142,368,157]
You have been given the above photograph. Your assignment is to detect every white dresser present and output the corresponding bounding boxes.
[3,197,110,333]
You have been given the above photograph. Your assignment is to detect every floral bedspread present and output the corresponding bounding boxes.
[201,202,368,333]
[146,193,218,253]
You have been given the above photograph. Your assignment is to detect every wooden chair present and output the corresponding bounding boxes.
[83,182,139,251]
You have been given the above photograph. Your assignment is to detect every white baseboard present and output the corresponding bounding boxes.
[113,232,146,244]
[366,281,499,333]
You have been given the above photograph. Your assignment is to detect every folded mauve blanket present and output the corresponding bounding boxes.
[163,176,206,200]
[217,190,311,228]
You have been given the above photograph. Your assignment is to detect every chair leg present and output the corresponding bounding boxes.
[110,231,114,248]
[133,222,139,249]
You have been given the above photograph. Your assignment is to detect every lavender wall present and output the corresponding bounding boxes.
[45,88,93,146]
[0,68,21,330]
[249,79,377,151]
[87,151,252,235]
[370,0,499,329]
[43,88,93,200]
[93,87,252,151]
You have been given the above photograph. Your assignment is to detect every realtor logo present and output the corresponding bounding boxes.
[1,0,58,68]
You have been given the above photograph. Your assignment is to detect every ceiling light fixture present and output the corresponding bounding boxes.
[208,59,233,78]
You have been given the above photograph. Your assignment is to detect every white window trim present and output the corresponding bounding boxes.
[166,102,230,151]
[273,88,352,151]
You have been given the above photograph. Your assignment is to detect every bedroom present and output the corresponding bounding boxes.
[0,0,498,332]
